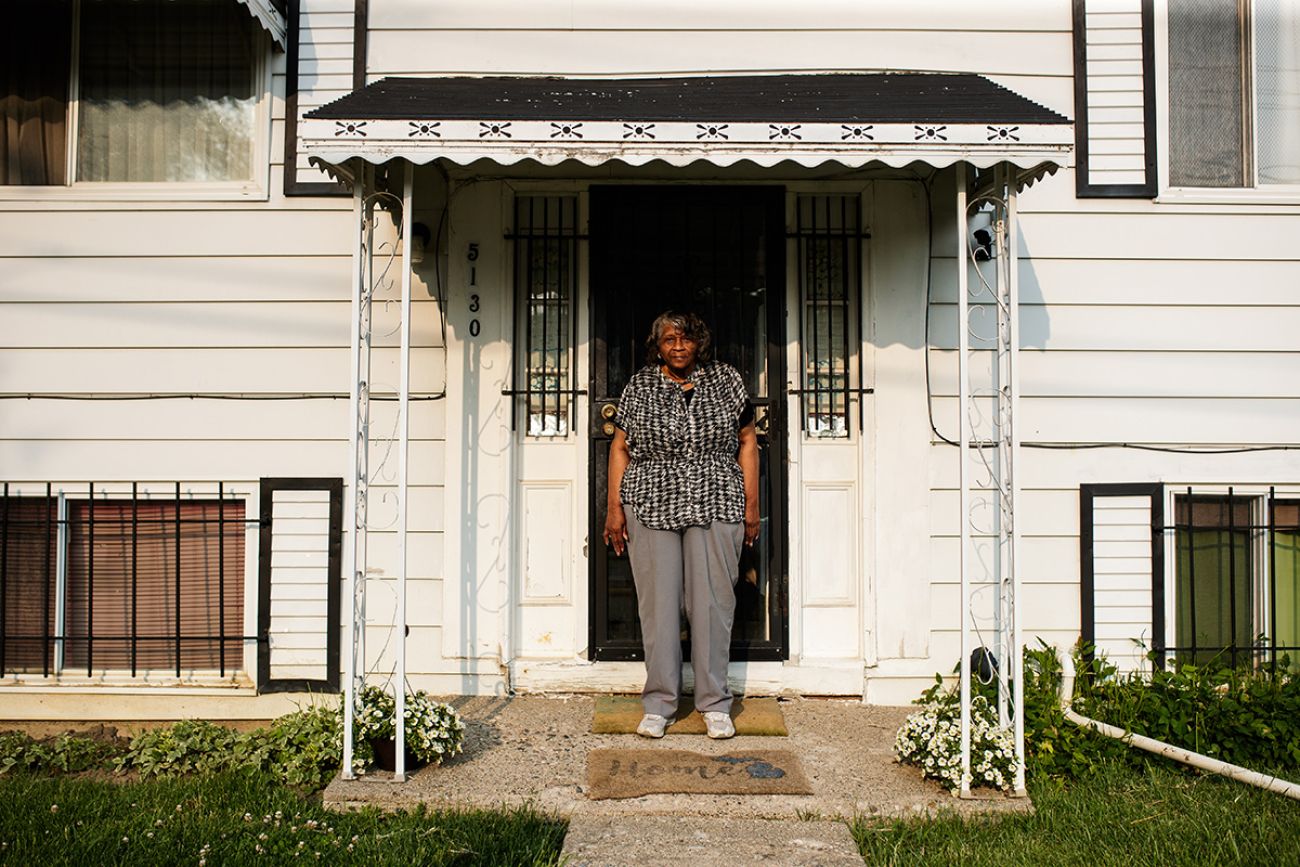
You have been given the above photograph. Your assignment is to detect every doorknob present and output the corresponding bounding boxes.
[600,402,618,420]
[602,422,616,436]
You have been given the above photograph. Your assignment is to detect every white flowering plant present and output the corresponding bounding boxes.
[353,684,465,767]
[895,693,1019,793]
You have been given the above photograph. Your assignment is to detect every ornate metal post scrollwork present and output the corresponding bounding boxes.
[957,162,1026,797]
[342,162,405,780]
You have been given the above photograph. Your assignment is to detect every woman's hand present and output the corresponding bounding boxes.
[738,420,760,547]
[605,428,631,556]
[744,501,761,547]
[604,504,629,556]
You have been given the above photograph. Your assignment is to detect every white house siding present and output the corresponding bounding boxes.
[906,166,1300,704]
[356,0,1081,699]
[6,0,1300,716]
[0,19,381,716]
[353,0,1296,700]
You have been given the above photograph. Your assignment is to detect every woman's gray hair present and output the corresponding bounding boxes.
[645,311,713,365]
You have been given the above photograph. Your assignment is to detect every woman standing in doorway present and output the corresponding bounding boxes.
[603,311,761,739]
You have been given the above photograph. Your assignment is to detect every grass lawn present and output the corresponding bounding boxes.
[0,771,566,866]
[852,760,1300,867]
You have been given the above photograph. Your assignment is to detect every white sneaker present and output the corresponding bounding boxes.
[703,711,735,739]
[636,713,668,738]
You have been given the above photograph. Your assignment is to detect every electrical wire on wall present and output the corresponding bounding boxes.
[911,171,1298,456]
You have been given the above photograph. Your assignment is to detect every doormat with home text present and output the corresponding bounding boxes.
[591,695,788,736]
[586,748,812,799]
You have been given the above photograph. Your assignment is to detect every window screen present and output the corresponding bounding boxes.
[1255,0,1300,185]
[1167,0,1247,187]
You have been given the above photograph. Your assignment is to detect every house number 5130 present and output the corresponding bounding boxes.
[467,242,481,337]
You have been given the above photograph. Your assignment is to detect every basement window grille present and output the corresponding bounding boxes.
[512,195,579,437]
[1168,487,1300,672]
[0,482,247,679]
[795,194,863,437]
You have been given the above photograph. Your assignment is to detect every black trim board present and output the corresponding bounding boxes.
[281,0,364,197]
[1079,483,1165,670]
[1072,0,1158,198]
[257,477,343,693]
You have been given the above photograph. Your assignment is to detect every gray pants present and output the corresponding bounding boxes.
[625,509,744,717]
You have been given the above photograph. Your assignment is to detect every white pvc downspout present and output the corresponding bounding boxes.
[1057,648,1300,802]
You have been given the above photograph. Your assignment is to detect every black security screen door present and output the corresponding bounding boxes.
[589,185,788,662]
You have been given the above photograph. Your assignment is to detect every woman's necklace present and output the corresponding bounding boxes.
[661,364,695,389]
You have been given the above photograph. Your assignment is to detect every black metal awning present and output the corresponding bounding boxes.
[301,73,1072,172]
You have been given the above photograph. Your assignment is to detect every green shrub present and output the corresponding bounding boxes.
[0,732,116,775]
[1076,653,1300,774]
[1020,641,1129,780]
[255,704,345,789]
[116,720,244,778]
[907,640,1300,785]
[112,703,345,787]
[902,644,1124,784]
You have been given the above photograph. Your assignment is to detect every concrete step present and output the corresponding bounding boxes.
[560,815,864,867]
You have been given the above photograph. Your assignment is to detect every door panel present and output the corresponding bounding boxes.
[589,185,787,661]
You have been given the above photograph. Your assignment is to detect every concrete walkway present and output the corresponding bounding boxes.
[323,695,1030,865]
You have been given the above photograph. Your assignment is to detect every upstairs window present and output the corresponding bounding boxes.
[1167,0,1300,188]
[1,0,265,190]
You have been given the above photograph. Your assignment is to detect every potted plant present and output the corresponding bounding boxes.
[353,684,465,772]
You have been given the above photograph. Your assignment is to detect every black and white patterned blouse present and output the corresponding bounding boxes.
[615,361,751,531]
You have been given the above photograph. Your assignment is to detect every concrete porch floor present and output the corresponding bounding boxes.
[323,695,1031,822]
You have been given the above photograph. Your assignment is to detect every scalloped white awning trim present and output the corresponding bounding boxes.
[237,0,286,49]
[301,117,1072,173]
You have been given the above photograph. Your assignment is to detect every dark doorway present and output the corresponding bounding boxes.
[588,185,788,662]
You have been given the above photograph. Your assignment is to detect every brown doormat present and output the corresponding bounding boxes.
[587,748,812,799]
[591,695,788,736]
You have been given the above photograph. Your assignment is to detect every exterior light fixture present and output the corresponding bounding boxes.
[409,221,432,265]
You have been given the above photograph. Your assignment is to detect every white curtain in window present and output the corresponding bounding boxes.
[76,0,257,183]
[1256,0,1300,185]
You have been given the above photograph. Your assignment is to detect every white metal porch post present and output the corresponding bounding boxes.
[1007,171,1026,796]
[957,162,1027,798]
[393,166,414,782]
[956,165,972,798]
[342,162,371,780]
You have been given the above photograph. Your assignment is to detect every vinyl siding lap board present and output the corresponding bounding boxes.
[293,0,357,183]
[362,0,1074,115]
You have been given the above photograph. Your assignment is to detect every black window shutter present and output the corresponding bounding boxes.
[1080,483,1165,671]
[1072,0,1158,198]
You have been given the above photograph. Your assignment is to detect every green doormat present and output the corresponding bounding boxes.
[587,748,812,799]
[592,695,788,736]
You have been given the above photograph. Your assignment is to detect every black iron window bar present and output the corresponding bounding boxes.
[1156,486,1300,674]
[504,195,586,436]
[791,195,870,436]
[0,481,254,680]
